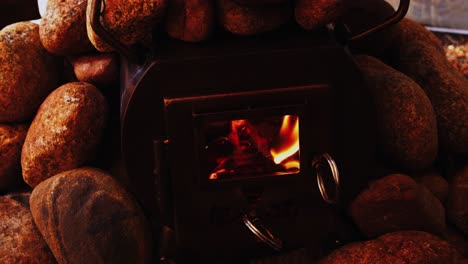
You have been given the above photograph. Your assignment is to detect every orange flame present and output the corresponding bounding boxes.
[270,115,300,167]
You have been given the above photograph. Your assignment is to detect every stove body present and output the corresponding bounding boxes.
[121,29,376,260]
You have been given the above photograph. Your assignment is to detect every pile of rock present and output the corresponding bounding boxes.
[0,0,466,263]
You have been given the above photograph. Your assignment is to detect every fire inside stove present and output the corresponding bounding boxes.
[204,114,301,181]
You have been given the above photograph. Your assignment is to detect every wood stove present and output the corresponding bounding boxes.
[118,27,374,261]
[91,1,411,261]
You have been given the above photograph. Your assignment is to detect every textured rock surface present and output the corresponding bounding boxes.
[233,0,289,5]
[217,0,292,36]
[0,192,56,264]
[30,168,152,264]
[445,227,468,258]
[413,171,449,202]
[389,18,468,155]
[447,164,468,235]
[349,174,446,238]
[320,231,461,264]
[21,82,108,188]
[0,124,28,190]
[86,0,167,52]
[165,0,215,42]
[0,22,60,122]
[295,0,343,30]
[69,53,119,86]
[355,55,438,171]
[40,0,94,55]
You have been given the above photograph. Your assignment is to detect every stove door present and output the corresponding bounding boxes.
[163,84,338,258]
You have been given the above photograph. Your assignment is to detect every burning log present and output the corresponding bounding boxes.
[207,116,300,180]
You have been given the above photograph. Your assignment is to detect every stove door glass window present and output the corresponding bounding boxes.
[203,115,300,181]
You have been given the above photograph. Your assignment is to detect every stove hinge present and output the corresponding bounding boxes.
[153,139,173,226]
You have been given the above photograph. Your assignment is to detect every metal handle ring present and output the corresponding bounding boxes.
[89,0,139,62]
[242,213,283,252]
[312,153,340,204]
[348,0,410,41]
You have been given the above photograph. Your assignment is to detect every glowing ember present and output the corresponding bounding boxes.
[283,160,300,170]
[206,114,300,180]
[270,115,300,167]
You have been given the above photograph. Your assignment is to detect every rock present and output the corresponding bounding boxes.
[30,167,152,264]
[413,171,449,202]
[217,0,292,36]
[86,0,167,52]
[0,22,60,123]
[21,82,108,188]
[349,174,446,238]
[355,55,438,171]
[251,248,311,263]
[444,227,468,258]
[320,231,461,264]
[0,124,28,190]
[447,164,468,235]
[295,0,343,31]
[69,53,119,86]
[165,0,215,42]
[40,0,94,55]
[233,0,289,5]
[389,18,468,155]
[388,18,445,57]
[0,192,56,264]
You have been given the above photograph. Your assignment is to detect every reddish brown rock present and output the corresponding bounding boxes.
[447,164,468,235]
[349,174,446,238]
[413,171,449,202]
[69,53,119,86]
[0,22,60,123]
[389,19,468,155]
[21,82,108,188]
[217,0,292,36]
[86,0,167,52]
[0,124,28,190]
[295,0,343,31]
[355,55,438,171]
[165,0,215,42]
[0,192,56,264]
[444,227,468,258]
[233,0,289,5]
[320,231,461,264]
[389,18,445,56]
[30,167,152,264]
[40,0,94,55]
